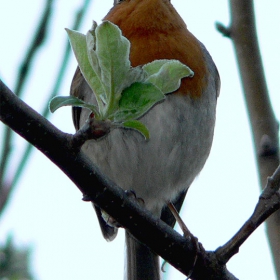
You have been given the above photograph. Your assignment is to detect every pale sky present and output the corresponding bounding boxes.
[0,1,279,279]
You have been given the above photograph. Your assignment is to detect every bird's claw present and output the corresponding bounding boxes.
[125,189,145,206]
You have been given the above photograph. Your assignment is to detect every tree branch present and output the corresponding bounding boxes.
[1,75,280,279]
[0,0,55,216]
[216,166,280,263]
[0,79,240,280]
[0,0,54,187]
[0,0,92,218]
[216,0,280,275]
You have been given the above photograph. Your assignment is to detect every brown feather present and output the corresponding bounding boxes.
[104,0,208,98]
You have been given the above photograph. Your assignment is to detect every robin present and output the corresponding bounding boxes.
[70,0,220,279]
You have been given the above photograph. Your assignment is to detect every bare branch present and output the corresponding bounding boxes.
[0,80,239,280]
[15,0,55,98]
[0,0,54,215]
[217,0,280,274]
[216,166,280,264]
[9,0,93,188]
[0,0,92,218]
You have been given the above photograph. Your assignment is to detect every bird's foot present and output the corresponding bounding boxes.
[101,190,145,228]
[125,190,145,206]
[167,202,199,279]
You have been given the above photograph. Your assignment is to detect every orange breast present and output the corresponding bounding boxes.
[104,0,208,98]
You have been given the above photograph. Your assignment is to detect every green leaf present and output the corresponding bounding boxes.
[125,65,148,87]
[113,82,165,122]
[95,21,131,107]
[65,28,105,110]
[49,96,98,115]
[85,22,106,107]
[86,21,97,52]
[62,23,194,141]
[122,120,150,140]
[143,59,194,94]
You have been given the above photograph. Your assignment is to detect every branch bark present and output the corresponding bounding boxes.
[1,77,280,279]
[217,0,280,276]
[0,80,237,279]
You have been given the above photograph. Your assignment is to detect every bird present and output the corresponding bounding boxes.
[70,0,220,279]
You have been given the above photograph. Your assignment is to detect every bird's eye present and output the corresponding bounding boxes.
[114,0,125,5]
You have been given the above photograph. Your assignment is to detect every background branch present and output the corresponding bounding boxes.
[0,0,54,194]
[1,1,278,278]
[217,0,280,276]
[0,0,92,217]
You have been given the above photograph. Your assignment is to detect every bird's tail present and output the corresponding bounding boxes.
[125,231,160,280]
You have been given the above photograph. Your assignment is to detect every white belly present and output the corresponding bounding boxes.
[81,91,216,215]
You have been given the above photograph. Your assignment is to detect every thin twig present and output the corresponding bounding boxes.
[0,0,54,197]
[215,166,280,264]
[0,0,92,217]
[9,0,92,190]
